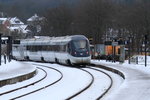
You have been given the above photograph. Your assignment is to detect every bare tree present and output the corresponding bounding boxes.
[43,2,73,36]
[74,0,114,43]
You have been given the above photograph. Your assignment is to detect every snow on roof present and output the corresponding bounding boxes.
[9,17,24,25]
[27,14,44,22]
[0,18,7,21]
[9,26,20,31]
[21,35,87,45]
[20,25,30,33]
[27,14,39,21]
[7,24,29,33]
[0,18,8,24]
[20,25,27,30]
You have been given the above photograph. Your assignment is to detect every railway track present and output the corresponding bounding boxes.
[0,64,63,100]
[67,66,113,100]
[66,68,94,99]
[86,67,113,99]
[11,64,63,100]
[0,67,47,96]
[0,62,122,100]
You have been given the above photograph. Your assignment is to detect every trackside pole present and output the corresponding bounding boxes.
[144,34,148,67]
[7,36,12,62]
[0,34,1,65]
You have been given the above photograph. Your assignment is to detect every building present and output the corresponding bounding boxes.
[27,14,45,36]
[0,18,10,34]
[0,17,30,39]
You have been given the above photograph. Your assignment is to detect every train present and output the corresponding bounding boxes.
[12,35,91,66]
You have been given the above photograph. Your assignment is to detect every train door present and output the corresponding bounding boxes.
[18,45,25,59]
[58,43,68,64]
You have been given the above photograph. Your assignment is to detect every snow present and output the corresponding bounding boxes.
[0,55,150,100]
[0,67,45,94]
[0,60,36,81]
[0,18,8,24]
[71,67,113,100]
[27,14,44,22]
[91,56,150,100]
[9,17,24,25]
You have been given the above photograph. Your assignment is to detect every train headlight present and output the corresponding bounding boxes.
[86,51,88,54]
[74,52,77,55]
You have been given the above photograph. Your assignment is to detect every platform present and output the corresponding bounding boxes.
[92,60,150,100]
[0,60,36,87]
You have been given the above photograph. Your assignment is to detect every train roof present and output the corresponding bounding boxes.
[32,35,87,41]
[17,35,88,45]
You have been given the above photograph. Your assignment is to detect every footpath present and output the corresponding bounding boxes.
[92,60,150,100]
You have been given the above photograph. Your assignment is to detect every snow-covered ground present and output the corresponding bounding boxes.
[0,55,150,100]
[0,60,36,81]
[92,55,150,74]
[92,56,150,100]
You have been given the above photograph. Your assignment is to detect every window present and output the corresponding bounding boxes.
[72,40,87,50]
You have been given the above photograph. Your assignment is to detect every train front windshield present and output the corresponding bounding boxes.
[70,40,90,57]
[73,40,87,50]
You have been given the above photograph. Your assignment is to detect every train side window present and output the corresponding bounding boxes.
[45,45,48,51]
[37,45,41,51]
[54,45,58,52]
[58,45,60,52]
[60,45,64,52]
[47,45,50,51]
[48,45,51,51]
[42,45,46,51]
[31,46,34,52]
[27,45,29,51]
[68,43,72,53]
[65,45,67,52]
[42,45,45,51]
[50,45,52,51]
[51,45,54,51]
[63,45,67,52]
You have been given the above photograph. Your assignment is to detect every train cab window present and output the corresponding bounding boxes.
[67,43,72,53]
[72,40,87,50]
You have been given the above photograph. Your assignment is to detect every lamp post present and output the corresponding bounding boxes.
[144,34,148,67]
[128,37,132,64]
[7,36,12,62]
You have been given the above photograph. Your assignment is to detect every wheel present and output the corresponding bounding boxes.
[25,56,29,60]
[41,57,45,62]
[67,59,72,65]
[55,58,58,63]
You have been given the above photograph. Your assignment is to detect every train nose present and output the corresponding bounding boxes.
[76,57,90,65]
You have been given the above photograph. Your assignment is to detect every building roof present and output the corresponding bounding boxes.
[0,18,8,24]
[8,24,30,34]
[9,17,24,25]
[27,14,44,22]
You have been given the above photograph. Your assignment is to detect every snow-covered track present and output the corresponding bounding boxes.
[86,67,113,99]
[68,66,113,100]
[11,64,63,100]
[0,64,63,100]
[66,68,94,99]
